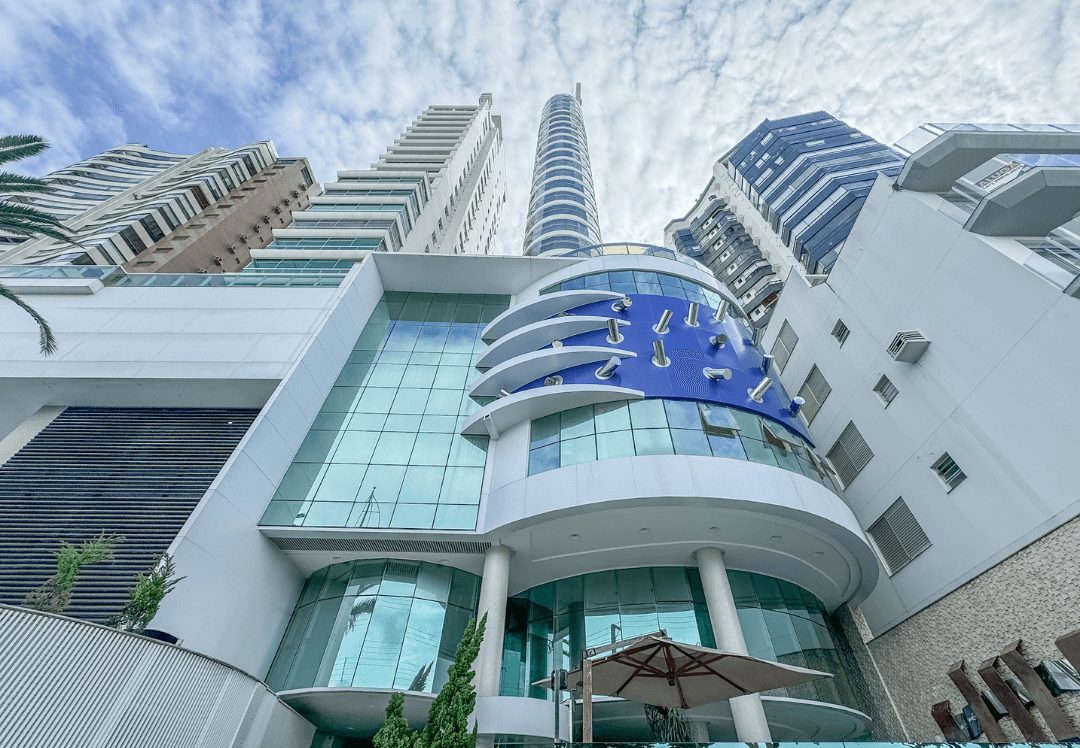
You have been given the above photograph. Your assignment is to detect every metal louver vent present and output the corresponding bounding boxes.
[868,497,931,574]
[0,407,257,622]
[826,421,873,487]
[888,330,930,362]
[770,320,798,373]
[269,537,491,554]
[797,365,832,425]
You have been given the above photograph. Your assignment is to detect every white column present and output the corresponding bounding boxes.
[474,544,513,698]
[694,547,773,743]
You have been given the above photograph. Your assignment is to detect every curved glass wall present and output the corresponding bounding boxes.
[500,567,865,711]
[528,399,837,490]
[524,93,601,256]
[538,269,726,307]
[267,560,481,693]
[549,242,714,275]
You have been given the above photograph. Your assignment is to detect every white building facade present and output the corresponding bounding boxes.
[759,124,1080,740]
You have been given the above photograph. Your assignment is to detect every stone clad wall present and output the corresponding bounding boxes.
[863,512,1080,740]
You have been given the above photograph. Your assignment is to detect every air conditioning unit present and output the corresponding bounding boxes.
[888,330,930,363]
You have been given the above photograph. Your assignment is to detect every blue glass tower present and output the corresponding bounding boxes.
[725,112,904,274]
[523,90,602,256]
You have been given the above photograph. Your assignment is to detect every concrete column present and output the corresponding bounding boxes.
[474,544,513,698]
[694,547,773,743]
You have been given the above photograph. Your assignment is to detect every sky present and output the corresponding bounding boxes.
[2,0,1078,252]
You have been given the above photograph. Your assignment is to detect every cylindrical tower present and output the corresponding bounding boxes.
[523,90,602,256]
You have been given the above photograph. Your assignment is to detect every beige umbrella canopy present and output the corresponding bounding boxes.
[571,634,830,710]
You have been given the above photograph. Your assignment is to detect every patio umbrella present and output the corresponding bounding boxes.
[572,634,830,710]
[563,634,831,741]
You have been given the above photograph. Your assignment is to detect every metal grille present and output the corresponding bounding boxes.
[796,365,832,425]
[931,452,967,491]
[867,498,931,574]
[770,320,798,373]
[831,319,850,346]
[0,604,279,747]
[268,536,491,554]
[873,374,898,406]
[826,421,873,488]
[0,407,257,622]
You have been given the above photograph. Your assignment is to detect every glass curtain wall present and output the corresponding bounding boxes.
[267,560,481,693]
[500,567,863,710]
[528,399,837,490]
[260,292,509,530]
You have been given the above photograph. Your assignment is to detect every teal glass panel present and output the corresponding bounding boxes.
[632,428,674,455]
[433,503,479,530]
[371,432,416,465]
[390,502,437,529]
[595,430,634,460]
[400,466,444,503]
[671,428,711,456]
[528,443,560,474]
[628,399,667,428]
[312,464,366,503]
[560,434,597,466]
[593,401,630,432]
[333,431,379,463]
[742,436,779,467]
[707,432,747,459]
[383,414,422,432]
[663,399,700,430]
[559,405,595,439]
[530,414,560,448]
[409,433,453,465]
[439,467,484,504]
[400,364,437,388]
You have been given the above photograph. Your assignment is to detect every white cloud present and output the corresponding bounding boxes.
[2,0,1077,251]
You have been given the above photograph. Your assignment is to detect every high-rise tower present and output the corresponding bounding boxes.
[522,88,601,256]
[266,96,506,258]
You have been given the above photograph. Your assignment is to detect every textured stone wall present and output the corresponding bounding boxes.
[864,511,1080,741]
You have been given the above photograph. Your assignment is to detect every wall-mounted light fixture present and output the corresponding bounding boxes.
[685,302,699,327]
[611,297,632,312]
[748,376,773,402]
[498,389,511,399]
[703,367,732,381]
[551,339,563,348]
[595,356,621,379]
[761,354,775,375]
[652,340,669,367]
[544,375,564,386]
[606,318,624,344]
[710,333,728,348]
[653,310,673,334]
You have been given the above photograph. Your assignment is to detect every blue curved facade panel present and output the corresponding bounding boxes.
[516,292,812,443]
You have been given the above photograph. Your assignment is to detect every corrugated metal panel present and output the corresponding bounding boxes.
[0,604,295,748]
[0,407,257,621]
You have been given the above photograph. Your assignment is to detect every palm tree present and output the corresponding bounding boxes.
[0,134,76,355]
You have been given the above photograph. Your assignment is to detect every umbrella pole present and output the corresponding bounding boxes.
[582,657,593,742]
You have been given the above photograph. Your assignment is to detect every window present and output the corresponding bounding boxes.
[796,365,831,425]
[831,319,850,346]
[873,375,898,406]
[118,226,147,254]
[826,421,873,487]
[931,452,966,491]
[770,321,798,373]
[868,498,930,575]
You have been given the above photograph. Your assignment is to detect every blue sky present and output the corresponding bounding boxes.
[3,0,1077,251]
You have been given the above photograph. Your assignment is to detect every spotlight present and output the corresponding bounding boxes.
[760,353,774,375]
[710,333,728,348]
[606,317,624,344]
[653,309,673,334]
[713,300,729,322]
[544,375,564,386]
[747,376,773,402]
[685,302,699,327]
[652,340,669,367]
[703,367,732,381]
[595,356,621,379]
[611,297,632,312]
[498,389,511,398]
[789,396,806,417]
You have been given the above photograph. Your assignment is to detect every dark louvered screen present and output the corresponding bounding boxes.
[0,407,258,623]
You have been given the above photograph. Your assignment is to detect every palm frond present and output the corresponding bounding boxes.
[0,171,52,194]
[0,135,49,166]
[0,282,59,355]
[0,201,80,245]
